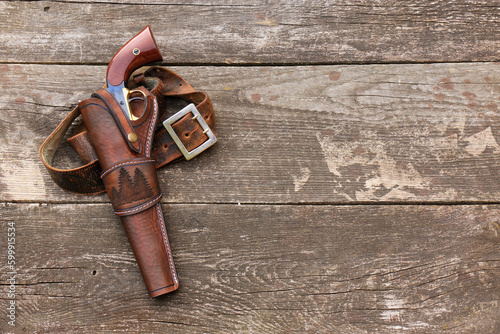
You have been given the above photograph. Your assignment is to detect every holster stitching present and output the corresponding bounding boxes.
[101,159,156,179]
[145,97,158,158]
[114,193,162,216]
[156,203,178,285]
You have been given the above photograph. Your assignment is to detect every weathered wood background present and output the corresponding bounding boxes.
[1,1,499,333]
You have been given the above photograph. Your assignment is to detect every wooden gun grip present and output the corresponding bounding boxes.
[106,26,163,86]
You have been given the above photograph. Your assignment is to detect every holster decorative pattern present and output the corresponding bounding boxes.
[39,26,217,298]
[79,86,178,297]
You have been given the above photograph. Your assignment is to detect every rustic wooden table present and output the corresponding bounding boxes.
[1,1,499,333]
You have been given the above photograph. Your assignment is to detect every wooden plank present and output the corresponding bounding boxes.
[0,202,499,333]
[1,63,499,203]
[0,1,498,64]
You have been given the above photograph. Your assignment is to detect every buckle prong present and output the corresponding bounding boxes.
[163,104,217,160]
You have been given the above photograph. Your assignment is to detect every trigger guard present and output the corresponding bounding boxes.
[128,89,149,121]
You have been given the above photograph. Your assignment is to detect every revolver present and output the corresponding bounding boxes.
[104,25,162,121]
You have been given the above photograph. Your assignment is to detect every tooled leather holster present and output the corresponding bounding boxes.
[39,66,217,297]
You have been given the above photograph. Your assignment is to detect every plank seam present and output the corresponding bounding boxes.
[3,201,500,206]
[1,60,499,67]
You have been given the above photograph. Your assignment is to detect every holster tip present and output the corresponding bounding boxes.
[149,282,179,298]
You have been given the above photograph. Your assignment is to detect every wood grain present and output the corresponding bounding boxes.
[0,0,498,64]
[1,63,499,203]
[1,0,499,333]
[0,202,499,333]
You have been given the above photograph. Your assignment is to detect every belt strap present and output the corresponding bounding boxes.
[39,66,216,195]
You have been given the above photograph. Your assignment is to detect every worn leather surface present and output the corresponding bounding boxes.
[39,66,217,297]
[39,66,216,194]
[79,85,178,297]
[101,158,162,215]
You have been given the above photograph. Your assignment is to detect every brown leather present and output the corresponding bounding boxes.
[80,84,177,297]
[101,157,162,216]
[39,66,217,297]
[39,67,216,195]
[92,88,142,153]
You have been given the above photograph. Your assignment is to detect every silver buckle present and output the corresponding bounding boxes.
[162,103,217,160]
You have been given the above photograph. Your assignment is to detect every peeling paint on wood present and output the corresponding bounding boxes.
[1,63,499,203]
[1,1,500,332]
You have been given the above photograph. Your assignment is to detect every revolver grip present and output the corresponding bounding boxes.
[106,26,162,87]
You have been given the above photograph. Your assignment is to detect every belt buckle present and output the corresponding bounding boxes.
[163,103,217,160]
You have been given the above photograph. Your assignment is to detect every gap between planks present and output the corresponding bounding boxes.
[1,60,499,67]
[3,200,500,206]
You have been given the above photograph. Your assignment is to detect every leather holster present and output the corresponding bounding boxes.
[40,66,217,297]
[79,85,178,297]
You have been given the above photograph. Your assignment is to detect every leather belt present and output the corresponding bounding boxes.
[39,66,217,195]
[39,65,217,297]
